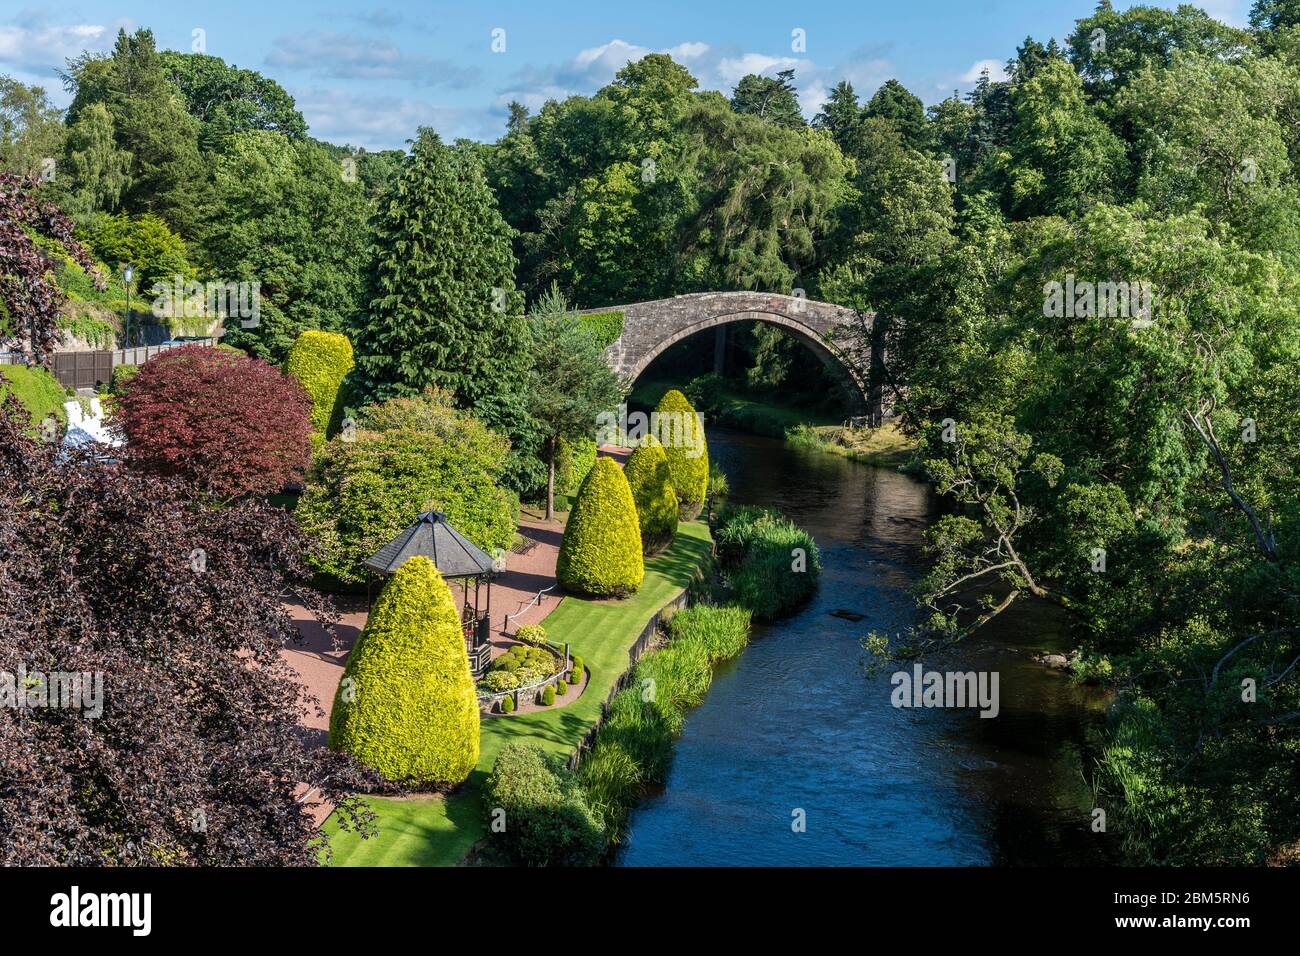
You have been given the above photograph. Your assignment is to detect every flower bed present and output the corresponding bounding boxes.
[476,634,582,715]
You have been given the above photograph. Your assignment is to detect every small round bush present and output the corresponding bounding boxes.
[479,670,520,693]
[571,654,585,682]
[500,695,516,714]
[557,456,644,597]
[556,679,568,696]
[541,685,556,706]
[515,623,548,646]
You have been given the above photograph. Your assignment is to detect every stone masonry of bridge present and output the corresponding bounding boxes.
[579,291,885,421]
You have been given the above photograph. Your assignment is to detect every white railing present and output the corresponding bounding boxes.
[505,585,555,630]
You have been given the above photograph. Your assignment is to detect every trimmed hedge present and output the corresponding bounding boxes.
[329,556,480,786]
[655,389,709,519]
[623,434,679,555]
[579,310,624,349]
[483,744,604,866]
[284,330,355,448]
[0,365,67,437]
[556,456,644,597]
[715,505,821,621]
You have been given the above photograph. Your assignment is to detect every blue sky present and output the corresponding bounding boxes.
[0,1,1253,150]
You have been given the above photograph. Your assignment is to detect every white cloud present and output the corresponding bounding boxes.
[291,87,490,150]
[0,19,115,76]
[960,58,1007,83]
[267,31,478,87]
[716,53,808,86]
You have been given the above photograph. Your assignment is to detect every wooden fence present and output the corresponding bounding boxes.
[0,339,216,390]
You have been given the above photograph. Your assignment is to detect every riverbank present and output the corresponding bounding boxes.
[785,422,915,469]
[628,376,916,467]
[321,520,714,866]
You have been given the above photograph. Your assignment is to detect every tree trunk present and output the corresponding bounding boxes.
[545,436,556,522]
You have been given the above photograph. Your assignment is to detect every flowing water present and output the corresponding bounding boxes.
[617,430,1115,866]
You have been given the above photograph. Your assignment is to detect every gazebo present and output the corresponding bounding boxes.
[363,511,497,677]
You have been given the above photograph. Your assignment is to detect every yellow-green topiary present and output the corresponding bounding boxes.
[556,456,644,597]
[623,433,678,554]
[329,555,479,785]
[284,330,354,449]
[655,389,709,519]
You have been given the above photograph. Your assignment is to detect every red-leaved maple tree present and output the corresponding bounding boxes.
[115,345,314,500]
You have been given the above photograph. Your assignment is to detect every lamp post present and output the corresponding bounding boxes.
[122,265,134,348]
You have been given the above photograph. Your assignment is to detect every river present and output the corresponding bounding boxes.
[616,430,1116,866]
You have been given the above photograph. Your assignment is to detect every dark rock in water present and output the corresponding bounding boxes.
[830,609,866,622]
[1037,653,1071,670]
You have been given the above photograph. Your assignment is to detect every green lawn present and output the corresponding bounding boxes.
[322,520,713,867]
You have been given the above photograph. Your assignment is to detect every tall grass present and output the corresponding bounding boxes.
[577,603,753,846]
[714,505,821,620]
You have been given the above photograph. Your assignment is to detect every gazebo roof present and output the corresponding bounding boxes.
[363,511,497,578]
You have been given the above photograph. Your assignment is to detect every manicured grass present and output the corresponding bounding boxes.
[322,520,713,867]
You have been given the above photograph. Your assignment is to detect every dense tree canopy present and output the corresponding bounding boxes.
[0,400,375,864]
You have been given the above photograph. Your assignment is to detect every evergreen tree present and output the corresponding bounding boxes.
[864,79,929,152]
[350,128,527,412]
[730,70,805,128]
[812,80,863,154]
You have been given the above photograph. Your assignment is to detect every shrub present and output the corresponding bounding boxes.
[558,679,569,695]
[515,623,548,646]
[654,389,709,519]
[684,372,726,412]
[329,556,480,786]
[541,685,556,706]
[483,744,604,865]
[500,695,516,714]
[479,670,521,693]
[284,330,355,448]
[623,434,679,554]
[0,365,67,438]
[109,363,139,397]
[578,310,624,348]
[556,456,644,597]
[115,345,313,499]
[295,389,516,586]
[571,654,584,682]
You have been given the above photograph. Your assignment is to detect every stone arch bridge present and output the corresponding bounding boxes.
[579,292,888,423]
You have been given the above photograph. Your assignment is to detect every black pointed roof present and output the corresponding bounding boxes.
[363,511,497,578]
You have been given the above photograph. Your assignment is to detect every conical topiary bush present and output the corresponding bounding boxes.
[284,330,355,449]
[557,456,645,597]
[623,434,678,555]
[329,555,480,785]
[654,389,709,519]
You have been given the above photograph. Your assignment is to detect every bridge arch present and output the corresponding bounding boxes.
[579,291,879,418]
